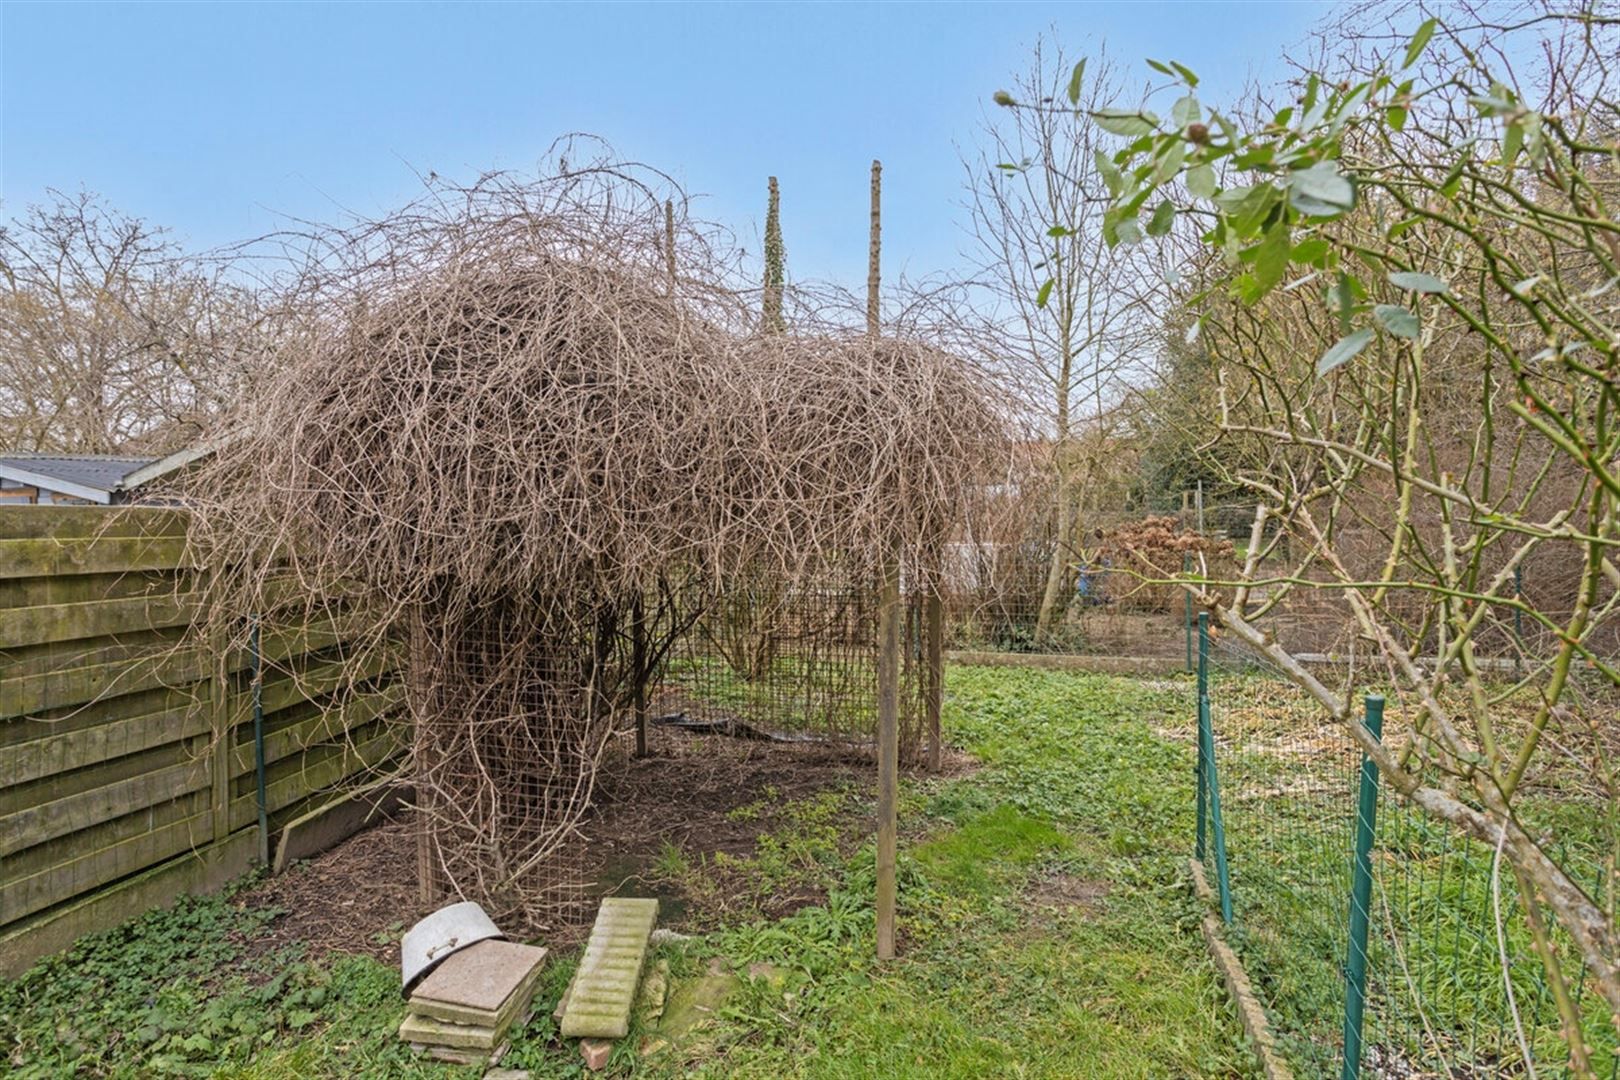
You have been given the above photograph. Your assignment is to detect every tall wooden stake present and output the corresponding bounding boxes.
[664,199,677,295]
[867,161,881,337]
[632,594,648,758]
[763,176,785,334]
[925,568,944,773]
[869,158,900,961]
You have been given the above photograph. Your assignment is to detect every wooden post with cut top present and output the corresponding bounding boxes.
[868,158,900,961]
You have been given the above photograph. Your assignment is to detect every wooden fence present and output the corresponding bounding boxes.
[0,506,406,978]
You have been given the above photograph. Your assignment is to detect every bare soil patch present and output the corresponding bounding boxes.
[1024,871,1109,921]
[235,723,891,964]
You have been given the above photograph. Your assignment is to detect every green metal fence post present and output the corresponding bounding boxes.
[1197,611,1208,699]
[1195,613,1232,921]
[251,614,269,867]
[1195,611,1207,861]
[1200,691,1234,924]
[1341,695,1385,1080]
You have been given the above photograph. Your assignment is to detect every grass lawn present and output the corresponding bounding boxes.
[0,666,1254,1079]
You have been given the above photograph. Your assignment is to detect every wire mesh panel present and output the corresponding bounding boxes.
[1197,625,1620,1077]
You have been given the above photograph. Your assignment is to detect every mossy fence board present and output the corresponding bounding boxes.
[0,506,406,978]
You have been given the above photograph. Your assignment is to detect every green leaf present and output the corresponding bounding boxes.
[1036,278,1055,308]
[1091,109,1159,137]
[1290,237,1331,266]
[1251,225,1290,296]
[1171,94,1201,130]
[1317,328,1376,375]
[1185,163,1217,200]
[1502,118,1524,165]
[1288,162,1356,217]
[1374,303,1421,339]
[1094,149,1124,197]
[1170,61,1200,88]
[1388,270,1449,294]
[1403,18,1438,69]
[1046,225,1071,238]
[1387,215,1422,240]
[1067,59,1087,106]
[1147,200,1176,237]
[993,90,1015,107]
[1215,182,1281,239]
[1386,104,1409,131]
[1154,138,1186,183]
[1441,157,1467,198]
[1147,58,1175,76]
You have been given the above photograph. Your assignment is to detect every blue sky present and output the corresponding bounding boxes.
[1,1,1330,288]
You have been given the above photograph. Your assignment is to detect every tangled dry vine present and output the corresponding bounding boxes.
[179,153,1007,923]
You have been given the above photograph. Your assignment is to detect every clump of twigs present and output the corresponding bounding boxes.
[183,149,1005,921]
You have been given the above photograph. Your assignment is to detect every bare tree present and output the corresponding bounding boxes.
[1093,2,1620,1062]
[967,37,1165,642]
[0,190,256,453]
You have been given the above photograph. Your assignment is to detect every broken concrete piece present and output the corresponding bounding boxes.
[559,897,659,1039]
[580,1038,613,1071]
[483,1070,530,1080]
[636,959,670,1025]
[655,972,740,1039]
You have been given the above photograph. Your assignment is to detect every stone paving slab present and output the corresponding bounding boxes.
[411,939,549,1015]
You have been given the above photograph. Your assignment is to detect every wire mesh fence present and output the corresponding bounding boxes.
[1194,617,1619,1078]
[653,568,929,756]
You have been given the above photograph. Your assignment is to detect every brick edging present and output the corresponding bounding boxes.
[1188,857,1295,1080]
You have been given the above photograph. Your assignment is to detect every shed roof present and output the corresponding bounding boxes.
[0,453,161,504]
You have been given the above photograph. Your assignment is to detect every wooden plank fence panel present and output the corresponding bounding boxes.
[0,536,195,580]
[0,593,200,650]
[0,757,212,857]
[1,809,220,929]
[2,703,207,787]
[0,505,407,971]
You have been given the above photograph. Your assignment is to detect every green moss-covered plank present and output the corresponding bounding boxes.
[0,827,257,979]
[271,766,407,872]
[0,647,212,716]
[0,536,193,580]
[227,726,400,831]
[0,733,205,817]
[243,648,403,719]
[0,593,200,650]
[3,787,209,881]
[0,757,212,857]
[228,684,407,776]
[2,702,206,786]
[0,569,187,612]
[0,506,188,542]
[0,806,219,926]
[0,626,187,682]
[2,684,201,748]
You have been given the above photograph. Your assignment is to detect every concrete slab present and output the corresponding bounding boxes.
[559,897,659,1039]
[410,943,547,1030]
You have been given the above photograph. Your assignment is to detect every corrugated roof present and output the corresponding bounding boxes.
[0,453,161,496]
